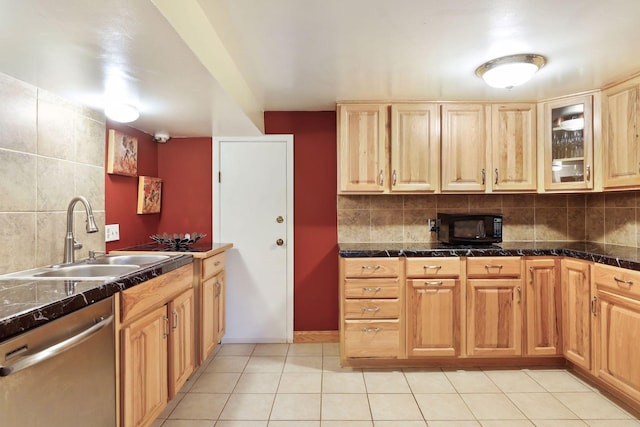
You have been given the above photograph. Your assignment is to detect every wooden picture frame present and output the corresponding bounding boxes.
[137,176,162,214]
[107,129,138,176]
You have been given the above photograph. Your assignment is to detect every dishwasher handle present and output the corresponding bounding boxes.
[0,314,114,377]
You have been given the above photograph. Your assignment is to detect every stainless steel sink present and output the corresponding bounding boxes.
[33,264,139,278]
[87,254,170,266]
[0,253,181,281]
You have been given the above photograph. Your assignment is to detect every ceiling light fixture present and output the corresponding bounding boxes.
[475,54,546,89]
[105,102,140,123]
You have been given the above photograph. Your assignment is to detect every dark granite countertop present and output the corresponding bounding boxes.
[0,254,193,342]
[339,242,640,271]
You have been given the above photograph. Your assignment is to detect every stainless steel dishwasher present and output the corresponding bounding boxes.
[0,297,116,427]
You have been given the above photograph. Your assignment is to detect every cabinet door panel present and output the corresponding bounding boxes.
[561,259,592,370]
[338,104,387,192]
[441,104,488,192]
[121,305,168,427]
[169,288,195,399]
[597,291,640,402]
[525,259,560,355]
[391,103,439,192]
[467,279,522,356]
[491,104,536,191]
[407,279,460,357]
[604,85,640,187]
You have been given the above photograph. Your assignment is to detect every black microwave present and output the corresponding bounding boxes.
[437,213,503,245]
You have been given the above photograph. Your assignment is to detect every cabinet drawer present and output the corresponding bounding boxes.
[344,299,400,319]
[202,252,225,279]
[344,319,400,358]
[344,279,399,298]
[343,258,400,278]
[467,257,521,277]
[121,265,193,324]
[594,263,640,300]
[406,257,461,278]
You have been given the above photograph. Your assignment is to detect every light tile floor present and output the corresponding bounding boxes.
[152,343,640,427]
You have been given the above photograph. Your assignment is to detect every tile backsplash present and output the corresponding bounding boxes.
[0,72,106,274]
[338,192,640,247]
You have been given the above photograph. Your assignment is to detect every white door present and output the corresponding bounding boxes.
[213,136,294,343]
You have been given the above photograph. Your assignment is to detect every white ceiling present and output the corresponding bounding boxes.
[2,0,640,137]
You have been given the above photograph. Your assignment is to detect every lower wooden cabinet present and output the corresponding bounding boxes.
[406,278,460,357]
[168,288,195,399]
[466,279,522,356]
[595,290,640,402]
[525,258,561,356]
[344,319,400,358]
[199,252,227,363]
[561,258,592,370]
[201,270,226,360]
[594,263,640,402]
[340,257,403,359]
[118,265,194,427]
[121,305,168,427]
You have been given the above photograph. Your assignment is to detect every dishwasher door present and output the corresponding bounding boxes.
[0,297,115,427]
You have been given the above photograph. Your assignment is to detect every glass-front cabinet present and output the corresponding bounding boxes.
[543,94,594,191]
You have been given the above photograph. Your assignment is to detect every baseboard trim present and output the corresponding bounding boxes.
[293,330,339,343]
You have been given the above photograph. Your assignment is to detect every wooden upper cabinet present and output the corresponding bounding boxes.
[338,104,387,193]
[491,104,537,191]
[390,103,439,192]
[441,104,489,192]
[542,94,594,191]
[603,80,640,188]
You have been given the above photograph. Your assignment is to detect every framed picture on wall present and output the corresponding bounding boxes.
[137,176,162,214]
[107,129,138,176]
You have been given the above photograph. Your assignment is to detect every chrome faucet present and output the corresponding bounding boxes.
[63,196,99,264]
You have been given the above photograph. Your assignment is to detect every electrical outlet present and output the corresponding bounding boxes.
[105,224,120,242]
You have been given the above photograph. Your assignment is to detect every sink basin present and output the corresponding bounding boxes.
[0,253,185,281]
[33,264,139,278]
[88,254,171,266]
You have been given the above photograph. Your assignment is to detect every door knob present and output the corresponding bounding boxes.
[276,239,284,246]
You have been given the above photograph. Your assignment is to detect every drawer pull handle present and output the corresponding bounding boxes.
[424,281,443,286]
[214,261,221,266]
[362,287,382,292]
[484,264,503,269]
[361,265,381,270]
[423,265,442,270]
[361,327,381,333]
[614,276,634,286]
[362,307,381,312]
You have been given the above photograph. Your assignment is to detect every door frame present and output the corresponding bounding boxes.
[212,135,294,342]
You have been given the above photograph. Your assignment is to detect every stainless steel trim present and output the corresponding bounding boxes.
[0,314,113,377]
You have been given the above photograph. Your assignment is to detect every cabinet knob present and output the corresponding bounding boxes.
[276,239,284,246]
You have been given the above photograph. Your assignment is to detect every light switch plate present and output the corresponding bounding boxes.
[105,224,120,242]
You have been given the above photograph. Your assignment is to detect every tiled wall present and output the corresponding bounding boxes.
[338,192,640,246]
[0,72,106,274]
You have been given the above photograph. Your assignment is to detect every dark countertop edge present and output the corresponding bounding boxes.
[0,254,193,343]
[338,244,640,271]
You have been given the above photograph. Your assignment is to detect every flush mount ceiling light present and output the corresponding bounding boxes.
[475,54,546,89]
[104,102,140,123]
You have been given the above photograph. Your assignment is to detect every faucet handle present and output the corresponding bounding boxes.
[88,250,106,261]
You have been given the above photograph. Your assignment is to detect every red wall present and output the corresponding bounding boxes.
[157,137,213,242]
[105,121,160,251]
[106,112,338,332]
[265,111,339,331]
